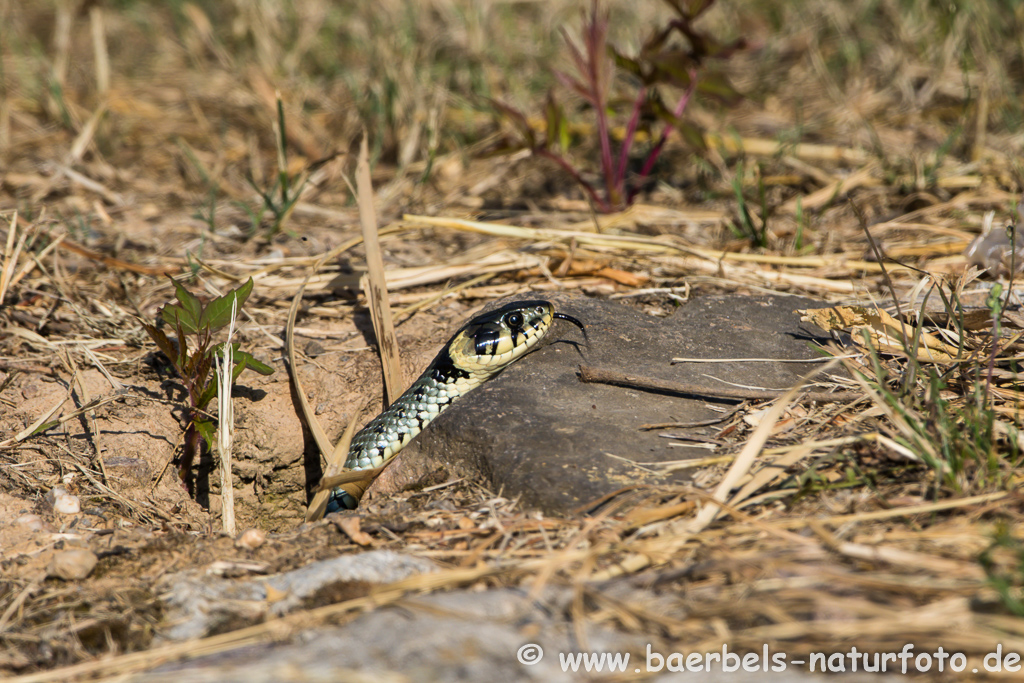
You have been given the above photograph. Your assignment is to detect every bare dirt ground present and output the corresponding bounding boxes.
[3,0,1024,680]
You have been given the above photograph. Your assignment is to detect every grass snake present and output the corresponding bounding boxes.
[326,300,585,511]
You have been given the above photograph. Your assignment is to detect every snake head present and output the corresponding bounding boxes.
[448,300,561,370]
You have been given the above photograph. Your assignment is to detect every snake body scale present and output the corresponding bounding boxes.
[326,300,585,512]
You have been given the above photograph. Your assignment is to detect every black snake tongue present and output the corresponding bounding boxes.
[554,311,588,346]
[325,300,586,511]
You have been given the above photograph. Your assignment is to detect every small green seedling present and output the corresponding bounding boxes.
[143,277,273,490]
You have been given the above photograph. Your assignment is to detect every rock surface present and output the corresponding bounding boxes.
[157,550,437,641]
[138,585,897,683]
[368,293,838,513]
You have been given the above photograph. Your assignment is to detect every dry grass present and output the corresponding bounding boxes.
[3,0,1024,679]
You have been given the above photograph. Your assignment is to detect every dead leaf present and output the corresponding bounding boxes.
[335,516,374,546]
[801,305,960,362]
[624,501,696,527]
[595,267,649,286]
[264,584,289,603]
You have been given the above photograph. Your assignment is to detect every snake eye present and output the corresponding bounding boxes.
[506,311,524,327]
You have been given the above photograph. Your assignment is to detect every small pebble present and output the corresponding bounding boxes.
[48,549,98,580]
[235,528,267,550]
[16,513,47,531]
[45,487,81,515]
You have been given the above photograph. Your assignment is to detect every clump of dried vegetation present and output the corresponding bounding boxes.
[3,0,1024,679]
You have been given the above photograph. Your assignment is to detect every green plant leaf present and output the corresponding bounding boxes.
[31,420,60,436]
[171,320,192,368]
[611,50,644,80]
[161,302,201,335]
[200,277,254,332]
[544,93,564,149]
[231,356,248,383]
[192,355,214,407]
[232,348,274,375]
[650,99,708,151]
[696,72,743,106]
[675,120,708,152]
[197,379,218,412]
[142,323,178,365]
[161,278,202,333]
[193,418,217,451]
[643,50,700,88]
[558,117,571,156]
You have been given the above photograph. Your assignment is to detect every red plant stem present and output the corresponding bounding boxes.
[583,3,616,208]
[596,104,616,207]
[616,85,648,187]
[536,148,611,213]
[593,102,616,208]
[180,422,202,493]
[632,70,698,203]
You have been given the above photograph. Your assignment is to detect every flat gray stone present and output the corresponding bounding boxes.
[137,586,898,683]
[371,293,836,514]
[156,550,437,641]
[139,587,643,683]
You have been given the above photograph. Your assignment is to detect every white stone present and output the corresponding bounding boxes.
[45,486,81,515]
[48,548,98,580]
